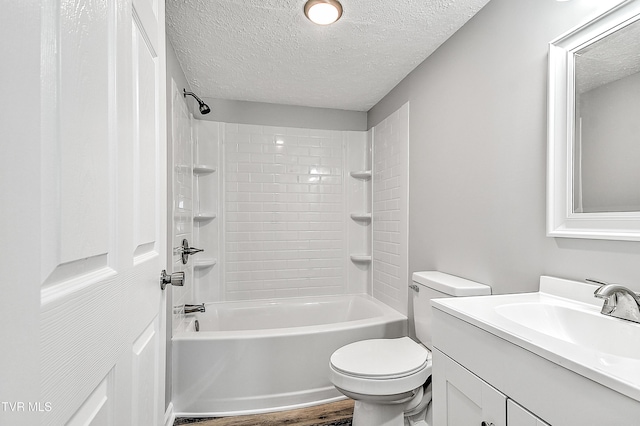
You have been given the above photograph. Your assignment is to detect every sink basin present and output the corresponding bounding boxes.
[495,302,640,359]
[431,276,640,403]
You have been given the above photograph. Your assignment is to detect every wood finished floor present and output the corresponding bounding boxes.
[174,399,354,426]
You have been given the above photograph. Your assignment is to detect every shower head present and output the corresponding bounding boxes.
[198,102,211,115]
[183,89,211,115]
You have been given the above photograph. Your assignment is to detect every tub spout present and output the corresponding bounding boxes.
[184,303,205,314]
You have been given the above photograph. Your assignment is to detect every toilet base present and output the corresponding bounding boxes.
[343,382,432,426]
[352,400,406,426]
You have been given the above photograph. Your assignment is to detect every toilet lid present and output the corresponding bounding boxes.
[330,337,430,380]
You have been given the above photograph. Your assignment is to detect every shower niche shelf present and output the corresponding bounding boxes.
[350,170,371,180]
[350,213,372,222]
[350,254,372,263]
[193,212,217,222]
[193,164,216,175]
[194,258,217,270]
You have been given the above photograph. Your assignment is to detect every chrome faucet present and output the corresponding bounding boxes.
[184,303,205,314]
[589,279,640,324]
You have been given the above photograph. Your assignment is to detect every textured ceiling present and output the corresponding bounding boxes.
[166,0,490,111]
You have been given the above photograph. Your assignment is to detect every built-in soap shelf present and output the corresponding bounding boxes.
[193,164,217,175]
[350,212,371,222]
[350,170,372,180]
[350,254,372,263]
[193,212,216,222]
[194,258,217,270]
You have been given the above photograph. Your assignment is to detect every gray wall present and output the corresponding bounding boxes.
[368,0,640,297]
[197,97,367,131]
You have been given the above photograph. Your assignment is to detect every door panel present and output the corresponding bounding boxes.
[132,318,161,426]
[41,273,123,425]
[41,0,113,287]
[38,1,122,424]
[26,0,166,423]
[133,18,159,258]
[66,373,114,426]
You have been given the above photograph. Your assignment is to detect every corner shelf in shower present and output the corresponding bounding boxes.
[350,212,372,222]
[194,258,217,270]
[350,170,372,180]
[350,254,372,263]
[193,164,217,175]
[193,212,217,222]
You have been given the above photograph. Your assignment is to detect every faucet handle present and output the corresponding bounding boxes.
[586,278,609,287]
[587,278,616,300]
[177,238,204,264]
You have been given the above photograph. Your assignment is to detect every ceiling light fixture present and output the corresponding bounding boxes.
[304,0,343,25]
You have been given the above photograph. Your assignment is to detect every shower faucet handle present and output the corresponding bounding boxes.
[183,247,204,255]
[176,238,204,264]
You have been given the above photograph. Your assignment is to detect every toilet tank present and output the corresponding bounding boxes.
[412,271,491,350]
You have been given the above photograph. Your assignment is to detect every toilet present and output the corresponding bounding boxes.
[329,271,491,426]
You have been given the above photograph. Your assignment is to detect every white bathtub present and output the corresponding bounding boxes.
[172,294,407,417]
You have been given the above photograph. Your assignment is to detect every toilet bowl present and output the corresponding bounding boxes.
[330,337,431,426]
[328,271,491,426]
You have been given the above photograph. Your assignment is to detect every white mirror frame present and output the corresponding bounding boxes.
[547,0,640,241]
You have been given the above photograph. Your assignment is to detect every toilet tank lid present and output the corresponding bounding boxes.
[412,271,491,296]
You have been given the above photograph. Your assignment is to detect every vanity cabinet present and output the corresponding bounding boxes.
[431,305,640,425]
[434,348,549,426]
[507,400,549,426]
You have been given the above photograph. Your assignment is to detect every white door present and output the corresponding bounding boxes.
[0,0,167,424]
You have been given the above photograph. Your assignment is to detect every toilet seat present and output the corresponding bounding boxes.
[331,337,430,379]
[329,337,432,396]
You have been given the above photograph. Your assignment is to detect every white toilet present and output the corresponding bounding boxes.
[329,271,491,426]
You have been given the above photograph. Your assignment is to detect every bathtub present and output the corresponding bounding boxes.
[172,294,407,417]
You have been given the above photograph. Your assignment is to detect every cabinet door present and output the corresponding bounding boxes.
[434,349,507,426]
[507,400,550,426]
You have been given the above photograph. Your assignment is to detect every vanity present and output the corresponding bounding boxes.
[431,276,640,425]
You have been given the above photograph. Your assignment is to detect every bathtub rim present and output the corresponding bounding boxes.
[172,293,406,340]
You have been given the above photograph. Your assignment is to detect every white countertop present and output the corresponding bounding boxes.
[431,276,640,402]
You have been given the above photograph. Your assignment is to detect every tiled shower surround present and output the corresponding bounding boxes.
[171,82,194,331]
[372,104,409,315]
[186,103,408,307]
[224,124,349,300]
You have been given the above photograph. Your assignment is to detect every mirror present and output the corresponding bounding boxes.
[548,0,640,240]
[574,19,640,213]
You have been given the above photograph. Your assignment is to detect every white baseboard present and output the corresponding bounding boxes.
[164,402,176,426]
